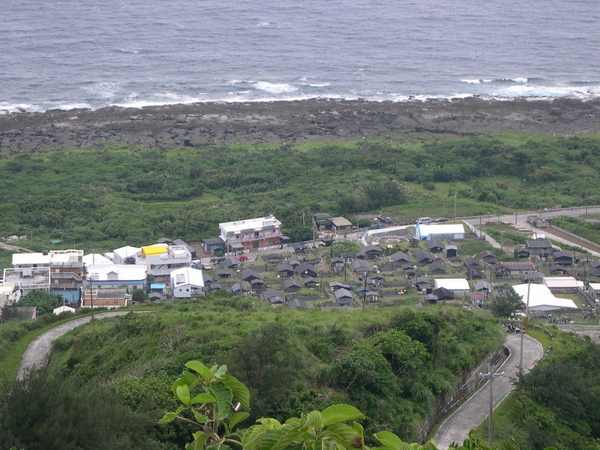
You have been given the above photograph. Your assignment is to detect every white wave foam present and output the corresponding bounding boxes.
[112,92,204,108]
[460,79,493,84]
[253,81,297,94]
[82,82,122,99]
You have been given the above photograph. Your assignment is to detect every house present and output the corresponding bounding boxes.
[331,217,353,235]
[425,240,444,253]
[587,283,600,301]
[513,246,530,259]
[434,278,470,294]
[173,239,196,259]
[473,281,492,292]
[341,252,357,262]
[224,258,241,269]
[411,276,432,292]
[220,216,282,252]
[230,282,249,296]
[424,294,439,305]
[240,269,261,282]
[250,278,267,290]
[334,288,354,305]
[414,223,465,241]
[313,213,333,231]
[276,264,295,277]
[283,278,302,293]
[329,282,351,292]
[391,251,411,266]
[445,245,458,259]
[428,261,446,275]
[216,269,232,279]
[351,259,373,273]
[363,245,383,260]
[330,257,345,272]
[288,298,308,309]
[543,276,582,294]
[480,250,497,265]
[202,238,226,254]
[288,257,301,268]
[550,264,569,274]
[82,264,147,308]
[297,262,318,278]
[552,250,573,266]
[525,239,554,257]
[494,261,536,277]
[463,257,482,271]
[264,289,285,305]
[303,277,320,288]
[135,244,192,278]
[0,282,18,308]
[263,253,284,264]
[8,250,84,303]
[367,274,385,287]
[53,305,75,315]
[112,246,141,264]
[413,250,435,267]
[433,287,454,300]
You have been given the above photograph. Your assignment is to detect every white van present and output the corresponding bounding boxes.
[417,217,432,224]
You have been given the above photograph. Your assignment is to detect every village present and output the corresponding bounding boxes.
[1,211,599,321]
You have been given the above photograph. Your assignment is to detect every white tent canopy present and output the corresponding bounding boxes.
[434,278,470,292]
[512,283,578,311]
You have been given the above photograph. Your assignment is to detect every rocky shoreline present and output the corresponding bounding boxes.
[1,97,600,152]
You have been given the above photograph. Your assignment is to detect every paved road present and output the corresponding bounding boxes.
[464,206,600,257]
[435,333,543,449]
[17,311,136,381]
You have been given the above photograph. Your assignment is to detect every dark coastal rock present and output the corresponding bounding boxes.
[1,98,600,152]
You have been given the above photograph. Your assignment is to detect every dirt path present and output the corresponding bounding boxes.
[434,333,543,449]
[17,311,140,381]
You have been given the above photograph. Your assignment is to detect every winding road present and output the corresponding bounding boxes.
[434,333,543,449]
[17,311,138,381]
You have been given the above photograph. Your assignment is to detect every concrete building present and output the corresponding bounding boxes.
[135,244,192,278]
[170,267,205,298]
[414,223,465,241]
[220,216,282,252]
[82,264,147,308]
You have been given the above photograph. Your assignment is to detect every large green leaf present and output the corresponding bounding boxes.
[158,405,186,424]
[321,404,365,426]
[208,383,234,420]
[228,411,250,430]
[213,364,228,379]
[221,374,251,411]
[303,410,324,430]
[322,423,361,448]
[190,393,216,405]
[176,384,191,405]
[186,360,214,381]
[373,431,416,450]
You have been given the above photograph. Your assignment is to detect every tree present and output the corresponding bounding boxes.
[490,290,526,318]
[161,360,545,450]
[17,291,62,316]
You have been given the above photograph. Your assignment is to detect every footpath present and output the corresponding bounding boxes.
[434,333,543,449]
[17,311,139,381]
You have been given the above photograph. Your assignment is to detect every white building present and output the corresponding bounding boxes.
[82,264,148,308]
[135,244,191,278]
[415,223,466,241]
[219,216,282,252]
[170,267,205,298]
[112,246,141,264]
[434,278,470,293]
[512,283,578,312]
[0,282,19,307]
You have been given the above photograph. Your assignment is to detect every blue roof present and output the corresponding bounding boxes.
[150,283,166,289]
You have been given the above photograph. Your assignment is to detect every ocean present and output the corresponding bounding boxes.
[1,0,599,114]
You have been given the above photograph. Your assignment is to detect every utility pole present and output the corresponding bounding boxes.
[479,371,505,446]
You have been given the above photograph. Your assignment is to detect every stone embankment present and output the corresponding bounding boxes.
[2,97,600,152]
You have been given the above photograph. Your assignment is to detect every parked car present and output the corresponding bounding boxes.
[235,255,249,262]
[417,217,432,224]
[210,256,226,263]
[434,217,449,223]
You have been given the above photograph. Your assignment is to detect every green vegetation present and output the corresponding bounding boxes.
[39,299,504,446]
[2,134,600,257]
[552,216,600,245]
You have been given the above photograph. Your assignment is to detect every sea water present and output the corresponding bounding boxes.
[1,0,599,113]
